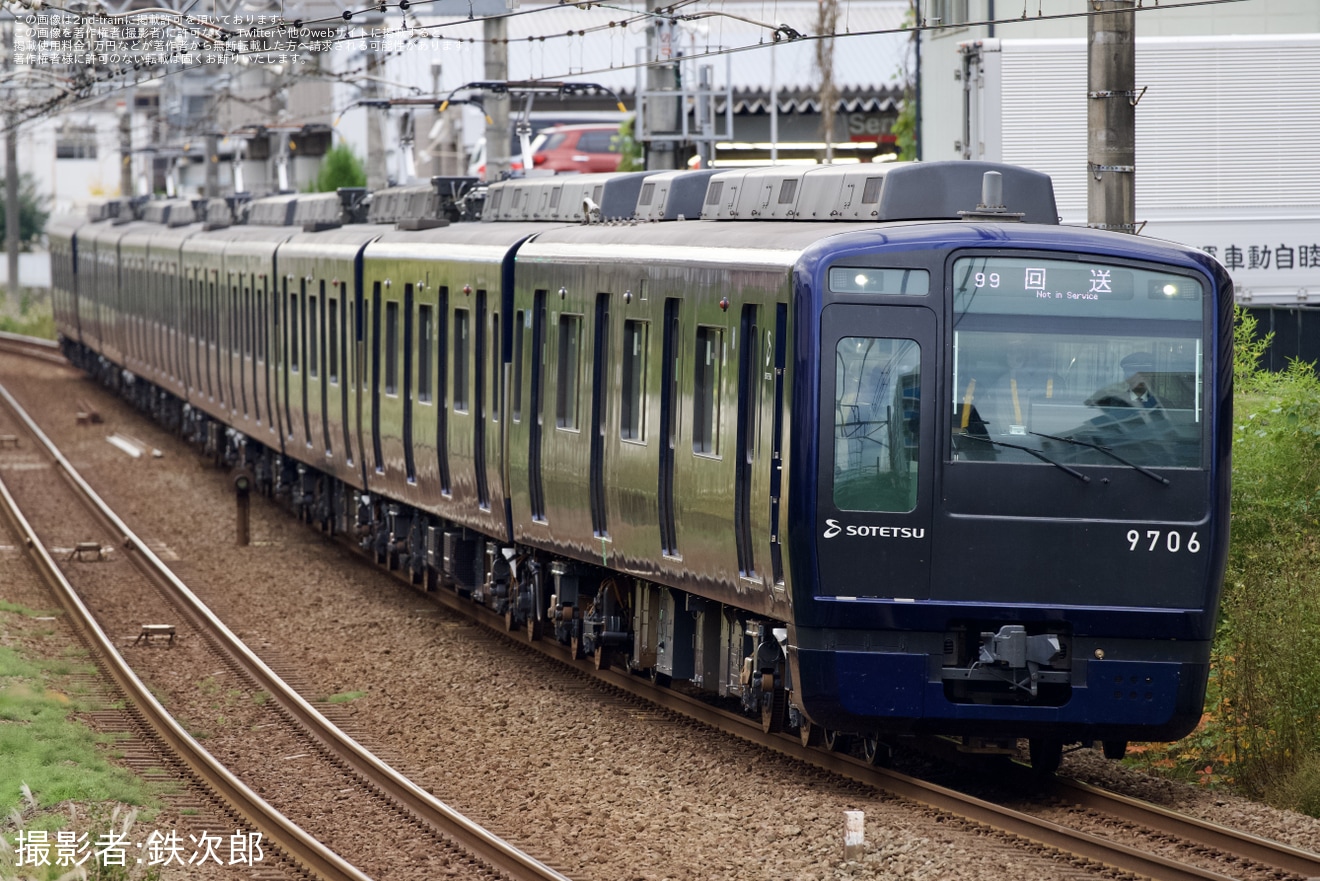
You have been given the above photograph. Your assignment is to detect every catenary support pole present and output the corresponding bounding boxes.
[1087,0,1137,234]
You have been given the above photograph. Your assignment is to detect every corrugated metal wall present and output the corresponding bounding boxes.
[997,35,1320,219]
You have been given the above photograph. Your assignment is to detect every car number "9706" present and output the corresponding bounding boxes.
[1127,529,1201,553]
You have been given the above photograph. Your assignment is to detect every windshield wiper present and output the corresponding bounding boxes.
[1029,431,1171,486]
[957,433,1090,483]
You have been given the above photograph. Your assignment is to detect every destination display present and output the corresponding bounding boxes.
[952,256,1203,320]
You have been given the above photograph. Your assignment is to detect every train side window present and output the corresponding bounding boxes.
[290,286,300,373]
[834,337,921,513]
[556,314,582,430]
[693,325,723,455]
[385,299,399,395]
[621,319,648,441]
[512,310,525,422]
[454,308,469,412]
[309,287,320,379]
[490,310,500,422]
[328,298,339,384]
[418,304,433,403]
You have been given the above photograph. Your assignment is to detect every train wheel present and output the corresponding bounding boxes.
[592,646,609,671]
[648,667,670,688]
[1029,738,1063,776]
[823,729,851,753]
[862,734,892,767]
[1102,740,1128,760]
[799,719,822,748]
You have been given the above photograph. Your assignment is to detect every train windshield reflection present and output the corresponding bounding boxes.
[833,337,921,512]
[950,329,1203,469]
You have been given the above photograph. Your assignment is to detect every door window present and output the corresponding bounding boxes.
[834,337,921,512]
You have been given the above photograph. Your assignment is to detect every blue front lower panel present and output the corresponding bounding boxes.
[794,648,1209,743]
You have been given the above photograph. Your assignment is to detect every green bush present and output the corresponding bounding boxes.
[0,173,50,250]
[1213,308,1320,808]
[613,116,644,172]
[307,143,367,193]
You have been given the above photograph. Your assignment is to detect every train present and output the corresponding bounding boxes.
[47,160,1233,773]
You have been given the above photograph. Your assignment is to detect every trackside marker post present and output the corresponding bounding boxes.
[843,810,865,860]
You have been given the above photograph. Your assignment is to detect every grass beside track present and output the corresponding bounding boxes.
[0,602,165,880]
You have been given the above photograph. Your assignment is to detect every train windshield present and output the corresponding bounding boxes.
[949,255,1205,469]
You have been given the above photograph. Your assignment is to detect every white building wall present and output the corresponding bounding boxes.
[920,0,1320,164]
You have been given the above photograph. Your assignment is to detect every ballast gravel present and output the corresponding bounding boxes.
[3,353,1319,881]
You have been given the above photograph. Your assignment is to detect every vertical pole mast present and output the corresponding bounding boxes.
[4,20,19,310]
[1087,0,1137,234]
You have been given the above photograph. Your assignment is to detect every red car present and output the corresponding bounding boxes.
[527,124,623,174]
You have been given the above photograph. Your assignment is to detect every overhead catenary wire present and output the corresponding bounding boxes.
[0,0,1253,136]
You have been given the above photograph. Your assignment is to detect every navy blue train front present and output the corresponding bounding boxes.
[48,161,1232,771]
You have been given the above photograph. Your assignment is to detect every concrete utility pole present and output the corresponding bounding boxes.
[643,0,680,171]
[5,20,20,309]
[119,96,134,198]
[365,14,389,190]
[484,17,510,181]
[1087,0,1137,233]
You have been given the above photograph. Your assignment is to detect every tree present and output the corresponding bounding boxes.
[890,0,919,162]
[0,173,50,251]
[613,116,644,172]
[307,143,367,192]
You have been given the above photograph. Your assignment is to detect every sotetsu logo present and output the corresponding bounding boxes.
[822,519,926,540]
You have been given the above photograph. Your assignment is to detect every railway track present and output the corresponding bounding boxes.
[0,329,67,365]
[411,576,1320,881]
[0,373,573,881]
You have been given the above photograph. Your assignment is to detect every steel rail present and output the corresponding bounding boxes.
[1048,775,1320,879]
[0,384,372,881]
[582,664,1244,881]
[0,330,68,365]
[419,573,1299,881]
[0,381,573,881]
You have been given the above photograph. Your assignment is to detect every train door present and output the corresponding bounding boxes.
[768,303,787,586]
[402,283,415,482]
[329,282,348,462]
[185,271,197,396]
[322,281,335,459]
[246,275,258,423]
[487,298,502,509]
[320,280,332,455]
[207,271,218,402]
[734,304,758,578]
[280,276,293,445]
[226,273,238,414]
[300,279,312,445]
[473,290,489,507]
[816,305,936,599]
[369,281,382,471]
[239,275,251,419]
[589,293,610,537]
[257,276,270,432]
[658,298,681,556]
[436,286,451,493]
[528,290,547,521]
